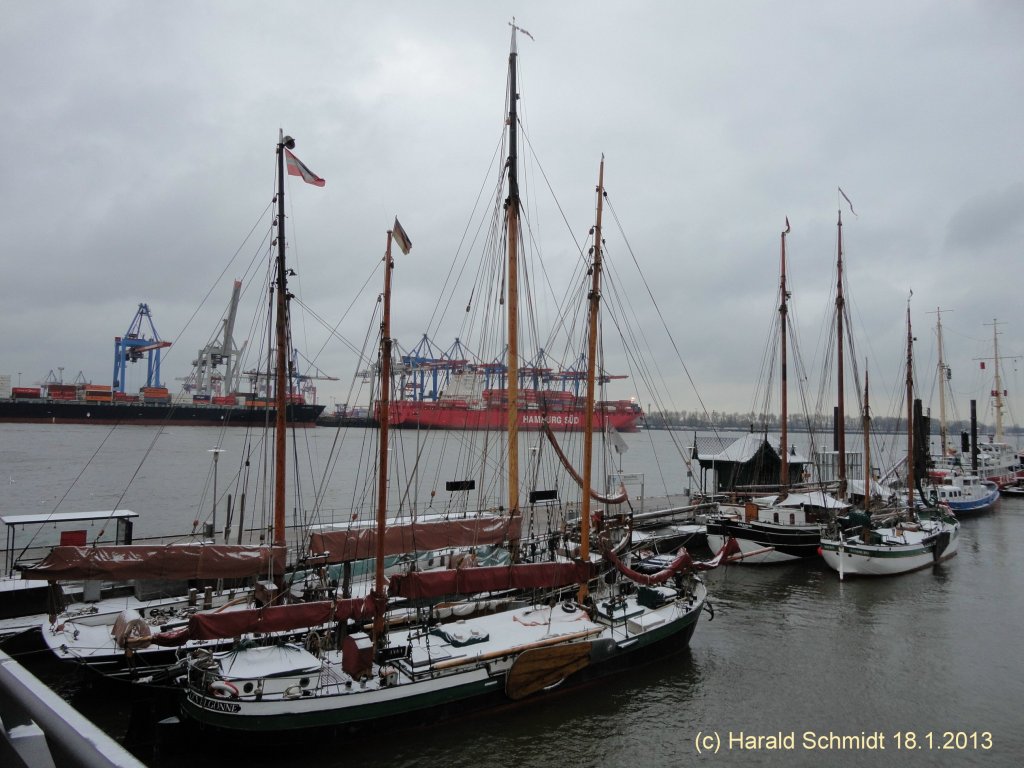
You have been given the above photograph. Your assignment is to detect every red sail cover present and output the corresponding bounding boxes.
[309,516,521,564]
[20,544,287,581]
[388,561,594,600]
[604,538,740,586]
[187,596,377,640]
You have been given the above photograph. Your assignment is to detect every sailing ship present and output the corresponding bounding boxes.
[8,135,348,671]
[705,219,845,562]
[179,29,721,735]
[820,302,960,579]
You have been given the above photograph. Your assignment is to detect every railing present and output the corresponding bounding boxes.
[0,649,145,768]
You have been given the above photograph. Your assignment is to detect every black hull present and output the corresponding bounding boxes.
[176,605,703,745]
[0,399,324,427]
[706,517,821,560]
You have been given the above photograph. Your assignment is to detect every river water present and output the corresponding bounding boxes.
[2,423,1022,766]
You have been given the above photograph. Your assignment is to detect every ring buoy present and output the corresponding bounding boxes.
[209,680,239,699]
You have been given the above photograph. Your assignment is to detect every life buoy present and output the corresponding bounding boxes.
[209,680,239,699]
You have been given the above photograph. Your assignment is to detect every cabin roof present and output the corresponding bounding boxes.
[695,433,808,465]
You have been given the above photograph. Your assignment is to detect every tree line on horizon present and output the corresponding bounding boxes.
[644,409,1020,436]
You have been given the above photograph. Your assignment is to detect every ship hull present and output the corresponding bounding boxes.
[388,401,642,432]
[180,584,705,735]
[0,399,324,427]
[705,518,822,563]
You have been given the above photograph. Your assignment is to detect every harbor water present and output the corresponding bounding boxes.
[2,423,1022,766]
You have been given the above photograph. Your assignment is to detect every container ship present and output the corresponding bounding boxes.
[379,335,644,432]
[0,382,324,427]
[0,288,325,428]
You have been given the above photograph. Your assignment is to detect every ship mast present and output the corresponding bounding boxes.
[835,209,847,501]
[373,228,396,644]
[505,25,522,557]
[933,307,950,456]
[986,319,1004,443]
[578,156,606,604]
[862,363,871,512]
[779,218,790,496]
[906,301,915,511]
[273,131,292,549]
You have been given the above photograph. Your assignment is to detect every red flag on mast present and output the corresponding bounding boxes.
[284,149,325,187]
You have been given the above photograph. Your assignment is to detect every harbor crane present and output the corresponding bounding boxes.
[112,303,172,392]
[182,280,248,397]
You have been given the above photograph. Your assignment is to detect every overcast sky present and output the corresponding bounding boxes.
[2,1,1022,425]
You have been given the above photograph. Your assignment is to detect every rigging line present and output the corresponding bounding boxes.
[292,295,375,359]
[602,195,716,433]
[306,259,383,364]
[427,127,507,337]
[518,122,589,262]
[161,201,274,373]
[600,200,719,465]
[313,301,381,514]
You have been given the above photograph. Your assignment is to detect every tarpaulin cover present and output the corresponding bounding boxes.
[388,561,595,600]
[309,516,520,563]
[20,544,287,581]
[187,595,377,640]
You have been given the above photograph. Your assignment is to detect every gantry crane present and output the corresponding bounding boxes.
[112,303,172,392]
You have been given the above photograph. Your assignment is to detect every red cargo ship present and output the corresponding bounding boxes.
[386,336,643,432]
[388,390,642,431]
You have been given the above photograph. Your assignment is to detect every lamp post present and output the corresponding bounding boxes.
[209,447,225,542]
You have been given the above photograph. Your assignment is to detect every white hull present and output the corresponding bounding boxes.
[820,517,959,579]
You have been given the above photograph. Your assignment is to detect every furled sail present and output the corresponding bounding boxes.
[186,596,377,640]
[20,544,286,581]
[388,561,595,600]
[309,516,520,564]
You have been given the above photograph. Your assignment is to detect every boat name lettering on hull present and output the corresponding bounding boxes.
[522,414,580,425]
[188,691,241,713]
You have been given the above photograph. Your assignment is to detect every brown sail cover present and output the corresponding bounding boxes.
[20,544,287,581]
[308,516,521,564]
[187,596,377,640]
[388,561,595,600]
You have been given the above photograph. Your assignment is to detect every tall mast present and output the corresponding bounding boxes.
[779,218,790,495]
[862,363,871,512]
[272,131,291,548]
[987,318,1004,442]
[373,229,395,644]
[934,307,949,455]
[835,209,847,500]
[505,26,521,555]
[578,156,605,604]
[906,301,915,510]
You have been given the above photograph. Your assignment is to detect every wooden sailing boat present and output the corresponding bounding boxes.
[15,132,334,673]
[179,28,723,735]
[705,219,847,562]
[819,300,960,579]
